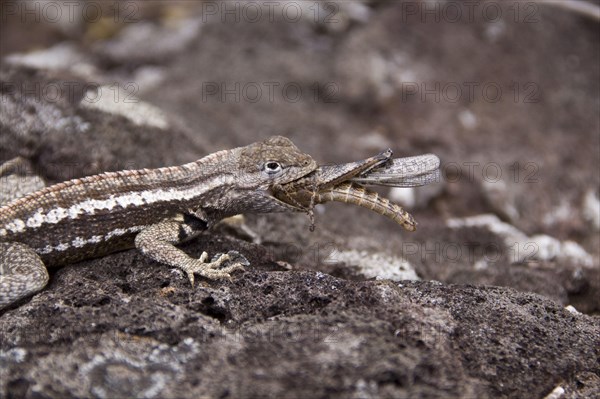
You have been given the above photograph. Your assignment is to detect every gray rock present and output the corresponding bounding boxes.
[1,241,597,398]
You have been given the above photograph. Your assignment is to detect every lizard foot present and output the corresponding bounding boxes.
[183,251,248,286]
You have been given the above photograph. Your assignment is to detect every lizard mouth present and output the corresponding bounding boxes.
[270,149,390,212]
[271,149,440,232]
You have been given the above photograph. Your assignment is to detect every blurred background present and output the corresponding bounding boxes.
[1,0,599,313]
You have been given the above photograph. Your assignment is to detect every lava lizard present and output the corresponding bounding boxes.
[0,136,439,309]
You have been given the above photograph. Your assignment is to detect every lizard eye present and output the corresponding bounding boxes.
[263,161,283,176]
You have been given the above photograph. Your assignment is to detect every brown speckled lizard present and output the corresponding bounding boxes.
[0,136,439,309]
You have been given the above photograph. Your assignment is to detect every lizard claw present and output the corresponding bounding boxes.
[181,251,248,286]
[187,270,196,287]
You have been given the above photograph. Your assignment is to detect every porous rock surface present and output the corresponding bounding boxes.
[1,238,598,398]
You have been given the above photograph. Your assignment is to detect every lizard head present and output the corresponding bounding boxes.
[238,136,317,186]
[232,136,318,213]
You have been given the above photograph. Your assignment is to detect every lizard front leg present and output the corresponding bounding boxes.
[134,214,247,286]
[0,242,50,309]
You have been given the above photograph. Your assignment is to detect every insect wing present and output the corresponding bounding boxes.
[351,154,441,187]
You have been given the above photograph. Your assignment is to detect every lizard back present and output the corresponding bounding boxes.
[0,153,232,265]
